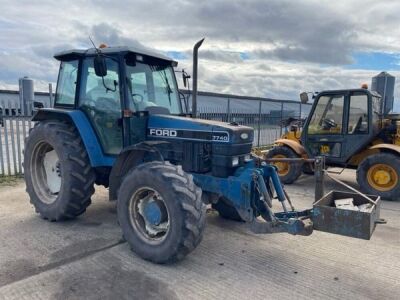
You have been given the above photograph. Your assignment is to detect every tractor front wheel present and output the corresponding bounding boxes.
[265,146,302,184]
[117,161,206,263]
[357,153,400,201]
[24,121,96,221]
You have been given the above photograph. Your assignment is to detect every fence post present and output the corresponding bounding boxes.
[49,83,53,108]
[299,103,302,119]
[257,100,262,147]
[15,109,22,174]
[280,102,284,136]
[0,101,4,175]
[227,98,231,122]
[3,102,11,175]
[8,101,18,175]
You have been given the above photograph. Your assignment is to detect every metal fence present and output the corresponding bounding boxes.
[0,100,35,176]
[192,91,312,147]
[0,90,311,176]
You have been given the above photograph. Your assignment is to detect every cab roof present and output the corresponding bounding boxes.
[318,88,381,98]
[54,46,178,66]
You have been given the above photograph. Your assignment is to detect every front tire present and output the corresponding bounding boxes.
[357,153,400,201]
[265,146,302,184]
[24,121,96,221]
[117,161,206,263]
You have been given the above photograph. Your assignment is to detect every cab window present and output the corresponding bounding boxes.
[348,93,368,134]
[79,57,122,155]
[308,95,344,135]
[55,60,78,106]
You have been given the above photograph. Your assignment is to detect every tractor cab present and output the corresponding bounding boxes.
[53,46,183,155]
[301,89,382,165]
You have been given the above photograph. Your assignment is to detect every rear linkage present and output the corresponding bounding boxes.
[193,159,314,236]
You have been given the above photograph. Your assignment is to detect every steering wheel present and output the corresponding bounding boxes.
[322,118,337,129]
[132,93,144,103]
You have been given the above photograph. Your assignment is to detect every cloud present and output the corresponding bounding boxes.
[0,0,399,110]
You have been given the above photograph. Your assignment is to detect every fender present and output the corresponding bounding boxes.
[369,143,400,155]
[275,139,307,157]
[108,141,167,201]
[33,108,115,167]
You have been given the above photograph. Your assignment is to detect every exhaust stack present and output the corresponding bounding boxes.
[192,38,204,118]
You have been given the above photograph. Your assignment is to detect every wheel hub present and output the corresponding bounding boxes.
[374,170,390,185]
[129,187,170,242]
[43,150,61,194]
[273,154,289,176]
[143,200,167,226]
[367,163,398,192]
[31,142,61,204]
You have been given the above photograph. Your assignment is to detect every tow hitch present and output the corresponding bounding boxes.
[247,156,384,240]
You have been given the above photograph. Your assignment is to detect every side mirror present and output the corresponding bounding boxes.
[94,55,107,77]
[182,70,190,88]
[300,92,309,104]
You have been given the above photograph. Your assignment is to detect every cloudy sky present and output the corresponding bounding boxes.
[1,0,400,109]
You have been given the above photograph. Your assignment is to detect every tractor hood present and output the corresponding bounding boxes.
[147,114,254,144]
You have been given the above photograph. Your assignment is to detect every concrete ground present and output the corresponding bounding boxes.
[0,170,399,300]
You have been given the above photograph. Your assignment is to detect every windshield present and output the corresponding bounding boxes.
[307,94,344,134]
[125,61,181,114]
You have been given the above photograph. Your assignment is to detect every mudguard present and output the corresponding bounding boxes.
[32,108,115,167]
[108,141,167,200]
[275,138,307,157]
[369,143,400,155]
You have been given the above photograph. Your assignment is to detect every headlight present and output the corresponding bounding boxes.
[240,132,249,140]
[232,156,239,166]
[244,154,252,162]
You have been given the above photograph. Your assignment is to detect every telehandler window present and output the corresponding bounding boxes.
[308,95,344,135]
[348,93,368,134]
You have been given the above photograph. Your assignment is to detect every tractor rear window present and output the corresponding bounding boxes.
[55,60,78,106]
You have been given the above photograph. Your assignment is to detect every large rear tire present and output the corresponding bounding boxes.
[117,161,206,263]
[24,121,96,221]
[357,153,400,201]
[265,146,302,184]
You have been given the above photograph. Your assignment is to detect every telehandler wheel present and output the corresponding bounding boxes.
[212,198,244,222]
[24,121,96,221]
[117,161,206,263]
[357,153,400,201]
[265,146,302,184]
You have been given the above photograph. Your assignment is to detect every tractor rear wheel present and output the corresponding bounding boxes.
[265,146,302,184]
[117,161,206,263]
[357,153,400,201]
[212,198,244,222]
[24,121,96,221]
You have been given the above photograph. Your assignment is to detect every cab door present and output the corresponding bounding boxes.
[78,57,123,155]
[302,92,347,164]
[342,91,372,162]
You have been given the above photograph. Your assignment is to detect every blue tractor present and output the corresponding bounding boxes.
[24,40,380,263]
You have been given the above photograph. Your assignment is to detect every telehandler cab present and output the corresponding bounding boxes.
[24,40,383,263]
[266,81,400,200]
